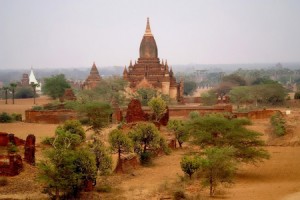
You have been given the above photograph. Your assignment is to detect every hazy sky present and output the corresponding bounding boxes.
[1,0,300,69]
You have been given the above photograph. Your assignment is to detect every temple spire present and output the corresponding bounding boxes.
[144,17,153,36]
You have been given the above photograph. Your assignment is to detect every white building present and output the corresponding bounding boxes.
[29,68,42,93]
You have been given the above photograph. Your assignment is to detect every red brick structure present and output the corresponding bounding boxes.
[25,109,77,124]
[0,154,23,176]
[24,134,35,165]
[125,99,148,123]
[62,88,77,101]
[123,18,183,102]
[82,62,101,90]
[21,73,29,86]
[234,109,282,119]
[0,133,25,146]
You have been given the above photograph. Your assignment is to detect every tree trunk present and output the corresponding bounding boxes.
[179,141,182,148]
[12,90,15,104]
[33,87,36,104]
[5,90,7,104]
[209,175,213,196]
[55,187,59,200]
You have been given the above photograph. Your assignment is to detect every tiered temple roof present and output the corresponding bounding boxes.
[123,18,178,89]
[83,62,101,89]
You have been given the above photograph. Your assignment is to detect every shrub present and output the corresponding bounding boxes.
[189,111,200,120]
[180,156,201,179]
[60,120,86,141]
[0,112,12,123]
[7,142,19,153]
[270,112,286,136]
[140,151,152,165]
[41,137,55,145]
[0,177,8,187]
[11,113,22,121]
[295,91,300,100]
[32,105,43,111]
[15,86,35,99]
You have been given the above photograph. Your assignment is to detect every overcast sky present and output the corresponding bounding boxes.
[1,0,300,69]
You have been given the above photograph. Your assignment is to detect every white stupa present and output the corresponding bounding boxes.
[29,67,42,93]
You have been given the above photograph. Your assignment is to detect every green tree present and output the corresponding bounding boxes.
[109,129,132,172]
[251,83,287,106]
[198,147,236,196]
[42,74,70,100]
[67,101,113,134]
[2,86,10,104]
[200,90,217,106]
[228,86,252,109]
[134,88,169,106]
[167,119,189,148]
[187,114,270,164]
[129,122,168,163]
[148,97,167,122]
[56,120,86,142]
[90,139,112,175]
[9,83,17,104]
[38,130,97,199]
[109,129,132,160]
[180,156,201,179]
[94,76,128,105]
[222,74,246,86]
[184,81,197,96]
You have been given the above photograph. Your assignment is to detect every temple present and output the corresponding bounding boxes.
[82,62,101,90]
[123,18,183,102]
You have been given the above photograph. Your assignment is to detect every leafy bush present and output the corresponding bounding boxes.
[180,156,201,179]
[11,113,22,121]
[15,86,35,99]
[0,177,8,187]
[32,105,43,111]
[140,151,153,165]
[189,111,200,120]
[270,112,286,136]
[59,120,86,141]
[41,137,55,145]
[43,102,64,110]
[0,112,12,123]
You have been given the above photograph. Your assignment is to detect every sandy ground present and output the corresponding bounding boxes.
[1,98,300,200]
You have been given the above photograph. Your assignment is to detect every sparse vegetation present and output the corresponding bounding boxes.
[42,74,71,100]
[129,122,169,164]
[148,96,167,122]
[7,142,19,153]
[0,112,22,123]
[38,121,97,199]
[167,119,189,148]
[180,155,201,179]
[270,112,286,136]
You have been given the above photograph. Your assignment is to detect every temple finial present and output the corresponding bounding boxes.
[144,17,152,36]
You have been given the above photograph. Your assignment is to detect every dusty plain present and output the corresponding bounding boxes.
[0,97,300,200]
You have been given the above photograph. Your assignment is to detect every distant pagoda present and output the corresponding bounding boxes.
[123,18,183,101]
[82,62,101,90]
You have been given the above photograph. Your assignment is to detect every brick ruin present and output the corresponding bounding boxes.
[125,99,148,123]
[0,133,36,176]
